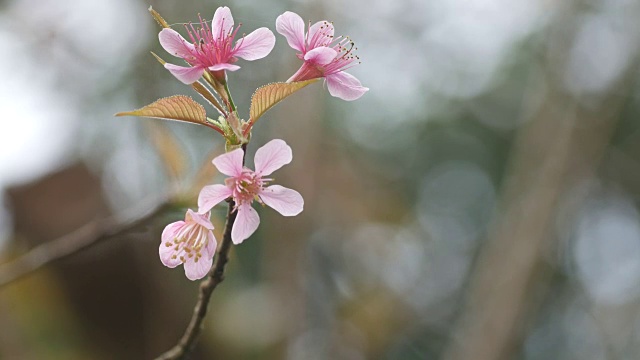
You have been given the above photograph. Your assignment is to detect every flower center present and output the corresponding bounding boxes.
[165,222,209,264]
[302,20,362,76]
[183,14,242,67]
[306,20,335,50]
[228,170,267,205]
[323,36,361,75]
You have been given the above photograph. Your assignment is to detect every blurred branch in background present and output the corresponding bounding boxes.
[0,120,194,288]
[444,5,640,359]
[0,198,172,287]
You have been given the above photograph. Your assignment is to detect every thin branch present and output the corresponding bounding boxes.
[155,200,237,360]
[0,198,172,287]
[156,143,247,360]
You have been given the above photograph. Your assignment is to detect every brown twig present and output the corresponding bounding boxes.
[155,143,246,360]
[154,200,237,360]
[0,199,172,287]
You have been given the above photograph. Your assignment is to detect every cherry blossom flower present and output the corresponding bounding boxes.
[198,139,304,244]
[159,6,276,84]
[275,11,368,101]
[160,209,217,280]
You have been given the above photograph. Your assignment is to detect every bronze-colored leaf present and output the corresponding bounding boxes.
[148,6,170,28]
[249,79,318,123]
[115,96,207,127]
[150,51,167,65]
[191,82,224,115]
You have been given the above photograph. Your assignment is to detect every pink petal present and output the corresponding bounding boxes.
[159,246,182,268]
[186,209,214,230]
[286,61,324,82]
[259,185,304,216]
[208,64,241,72]
[161,220,184,244]
[212,148,245,177]
[275,11,306,53]
[254,139,292,176]
[159,28,196,58]
[233,28,276,61]
[205,231,217,257]
[212,6,234,37]
[164,63,205,84]
[307,20,335,49]
[325,71,369,101]
[304,47,338,66]
[198,184,233,213]
[231,203,260,244]
[160,221,185,268]
[183,250,214,280]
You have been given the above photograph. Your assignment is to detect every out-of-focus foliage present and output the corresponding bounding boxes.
[0,0,640,359]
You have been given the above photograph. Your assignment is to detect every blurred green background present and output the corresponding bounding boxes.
[1,0,640,359]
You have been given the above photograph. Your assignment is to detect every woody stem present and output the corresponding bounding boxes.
[155,144,247,360]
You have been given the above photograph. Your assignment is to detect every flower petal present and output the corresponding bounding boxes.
[159,28,195,58]
[231,204,260,244]
[212,148,245,177]
[164,63,205,84]
[161,221,184,244]
[304,47,337,66]
[205,231,218,257]
[208,64,241,72]
[198,184,233,213]
[286,61,324,82]
[254,139,292,176]
[186,209,214,230]
[233,28,276,61]
[212,6,234,37]
[259,185,304,216]
[325,71,369,101]
[275,11,306,53]
[160,221,185,268]
[183,250,214,280]
[307,20,334,49]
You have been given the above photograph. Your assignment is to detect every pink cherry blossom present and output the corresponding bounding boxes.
[160,209,217,280]
[198,139,304,244]
[159,6,276,84]
[275,11,368,101]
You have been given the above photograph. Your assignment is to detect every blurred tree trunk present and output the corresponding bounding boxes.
[443,12,640,360]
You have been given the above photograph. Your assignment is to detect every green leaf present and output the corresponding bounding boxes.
[249,79,318,123]
[115,96,208,127]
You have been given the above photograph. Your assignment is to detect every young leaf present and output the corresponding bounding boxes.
[148,6,170,28]
[116,96,208,127]
[249,79,318,123]
[191,81,225,116]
